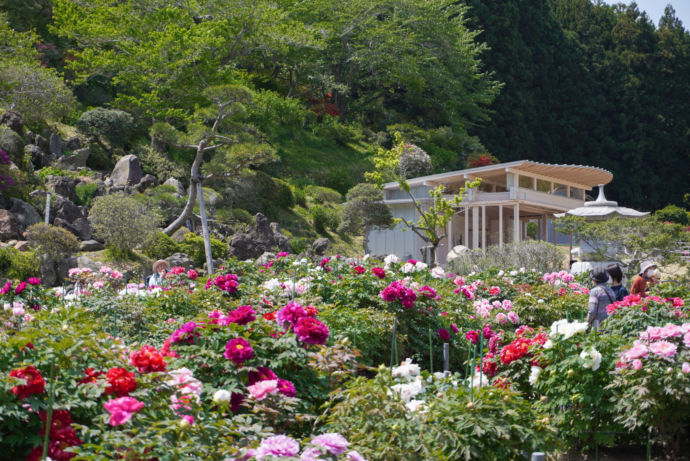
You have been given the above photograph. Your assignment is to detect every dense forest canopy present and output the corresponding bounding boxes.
[0,0,688,212]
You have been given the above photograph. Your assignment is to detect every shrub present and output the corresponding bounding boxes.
[253,171,295,216]
[89,193,161,257]
[76,107,134,148]
[655,204,689,225]
[395,143,432,179]
[36,166,77,180]
[141,231,179,260]
[450,240,565,274]
[26,223,80,260]
[0,247,39,279]
[310,204,340,234]
[250,89,311,131]
[289,237,309,255]
[131,143,186,182]
[75,182,100,207]
[215,207,255,227]
[136,186,186,224]
[293,186,307,207]
[178,232,228,267]
[305,185,342,204]
[311,115,363,145]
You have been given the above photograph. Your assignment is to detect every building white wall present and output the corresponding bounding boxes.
[367,203,426,260]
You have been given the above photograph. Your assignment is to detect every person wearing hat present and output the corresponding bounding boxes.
[630,261,658,297]
[587,267,616,330]
[148,260,170,288]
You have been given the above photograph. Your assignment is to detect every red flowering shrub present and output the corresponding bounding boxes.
[294,317,329,345]
[224,338,254,365]
[129,346,167,374]
[205,273,239,293]
[500,337,532,365]
[10,365,45,399]
[78,367,104,385]
[466,153,499,169]
[104,367,137,396]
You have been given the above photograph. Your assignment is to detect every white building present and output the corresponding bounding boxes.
[367,160,613,265]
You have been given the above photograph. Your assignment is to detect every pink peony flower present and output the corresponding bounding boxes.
[649,340,677,358]
[103,397,144,426]
[507,311,519,324]
[632,359,643,370]
[684,332,690,348]
[450,323,459,334]
[277,379,296,397]
[27,277,41,286]
[257,435,299,458]
[248,380,278,401]
[489,286,500,296]
[347,450,366,461]
[311,433,349,455]
[225,305,256,325]
[14,281,27,295]
[170,321,199,344]
[187,269,198,280]
[682,362,690,374]
[465,330,479,344]
[623,344,649,361]
[277,301,308,328]
[495,313,507,324]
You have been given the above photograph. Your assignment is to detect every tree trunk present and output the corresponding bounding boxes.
[363,223,371,255]
[163,144,205,235]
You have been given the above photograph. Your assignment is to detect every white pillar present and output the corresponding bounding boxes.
[513,203,520,243]
[498,204,503,248]
[481,205,486,252]
[464,206,469,248]
[447,213,453,249]
[472,206,479,249]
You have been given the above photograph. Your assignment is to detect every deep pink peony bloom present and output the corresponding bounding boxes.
[226,305,256,325]
[248,366,278,385]
[187,269,198,280]
[437,328,450,341]
[294,317,329,345]
[311,433,349,455]
[0,281,11,294]
[465,330,479,344]
[224,338,254,365]
[27,277,41,286]
[103,397,144,426]
[371,267,386,279]
[277,301,308,328]
[450,323,459,334]
[632,359,643,370]
[277,378,296,397]
[14,281,27,295]
[205,273,239,292]
[170,321,200,344]
[353,265,365,274]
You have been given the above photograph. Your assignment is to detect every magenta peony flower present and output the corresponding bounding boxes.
[311,433,349,455]
[103,396,144,426]
[450,323,459,334]
[170,321,200,344]
[649,340,677,358]
[27,277,41,286]
[257,435,299,458]
[224,338,254,365]
[0,281,11,295]
[371,267,386,279]
[187,269,198,280]
[248,366,278,385]
[346,450,367,461]
[277,378,296,397]
[226,305,256,325]
[465,330,479,344]
[294,317,329,345]
[277,301,308,328]
[437,328,450,341]
[14,281,27,295]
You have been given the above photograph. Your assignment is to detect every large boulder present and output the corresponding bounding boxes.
[227,213,292,260]
[446,245,470,264]
[9,198,42,232]
[0,209,21,241]
[46,175,78,201]
[134,174,157,193]
[49,133,62,155]
[311,237,330,255]
[166,252,194,270]
[54,217,92,240]
[0,111,23,133]
[164,178,185,197]
[35,135,49,153]
[64,136,82,151]
[57,148,90,170]
[26,144,55,169]
[110,154,143,186]
[80,239,104,251]
[0,126,25,164]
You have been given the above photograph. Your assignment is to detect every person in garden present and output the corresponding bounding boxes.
[630,261,657,297]
[606,263,629,302]
[148,260,170,288]
[586,267,616,330]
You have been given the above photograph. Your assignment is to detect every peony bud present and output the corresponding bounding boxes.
[213,389,232,405]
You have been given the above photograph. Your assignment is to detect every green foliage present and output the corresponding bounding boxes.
[304,185,342,204]
[74,182,99,207]
[655,204,689,225]
[178,232,228,267]
[288,237,309,255]
[130,143,186,182]
[135,186,186,225]
[215,207,255,228]
[0,126,25,165]
[339,183,393,246]
[89,193,161,256]
[76,107,134,147]
[310,204,340,234]
[252,172,295,218]
[0,247,39,279]
[141,231,179,261]
[25,223,79,260]
[250,90,312,133]
[35,166,77,181]
[526,222,538,240]
[450,241,565,276]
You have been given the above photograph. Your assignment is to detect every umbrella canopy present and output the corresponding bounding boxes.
[554,185,649,220]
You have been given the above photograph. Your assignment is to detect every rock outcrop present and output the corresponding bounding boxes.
[227,213,292,260]
[111,154,143,186]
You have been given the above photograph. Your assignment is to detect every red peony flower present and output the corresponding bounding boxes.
[492,376,512,389]
[27,277,41,286]
[437,328,450,341]
[224,338,254,365]
[187,269,198,280]
[10,365,45,399]
[353,265,365,274]
[482,353,498,377]
[104,367,137,397]
[499,337,532,365]
[262,311,277,321]
[14,281,27,295]
[129,345,167,374]
[371,267,386,279]
[305,305,319,317]
[78,367,104,385]
[160,338,179,358]
[225,305,256,326]
[294,317,329,345]
[465,330,479,344]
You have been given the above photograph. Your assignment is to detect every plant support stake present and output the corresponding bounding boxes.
[44,193,50,224]
[389,318,398,372]
[428,328,433,373]
[443,342,450,377]
[196,182,214,275]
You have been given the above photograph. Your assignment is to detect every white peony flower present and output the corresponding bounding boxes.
[263,278,282,291]
[392,358,421,380]
[414,261,428,271]
[528,366,542,386]
[405,399,426,412]
[401,262,415,273]
[580,348,602,371]
[384,254,400,265]
[213,389,232,405]
[390,377,423,402]
[430,266,445,278]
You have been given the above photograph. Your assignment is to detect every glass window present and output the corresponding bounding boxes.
[570,187,584,200]
[518,175,533,189]
[537,179,551,193]
[553,183,567,197]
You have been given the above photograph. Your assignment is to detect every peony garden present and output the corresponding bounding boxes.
[1,254,689,460]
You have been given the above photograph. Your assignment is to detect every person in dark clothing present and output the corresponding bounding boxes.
[587,268,616,330]
[606,263,629,302]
